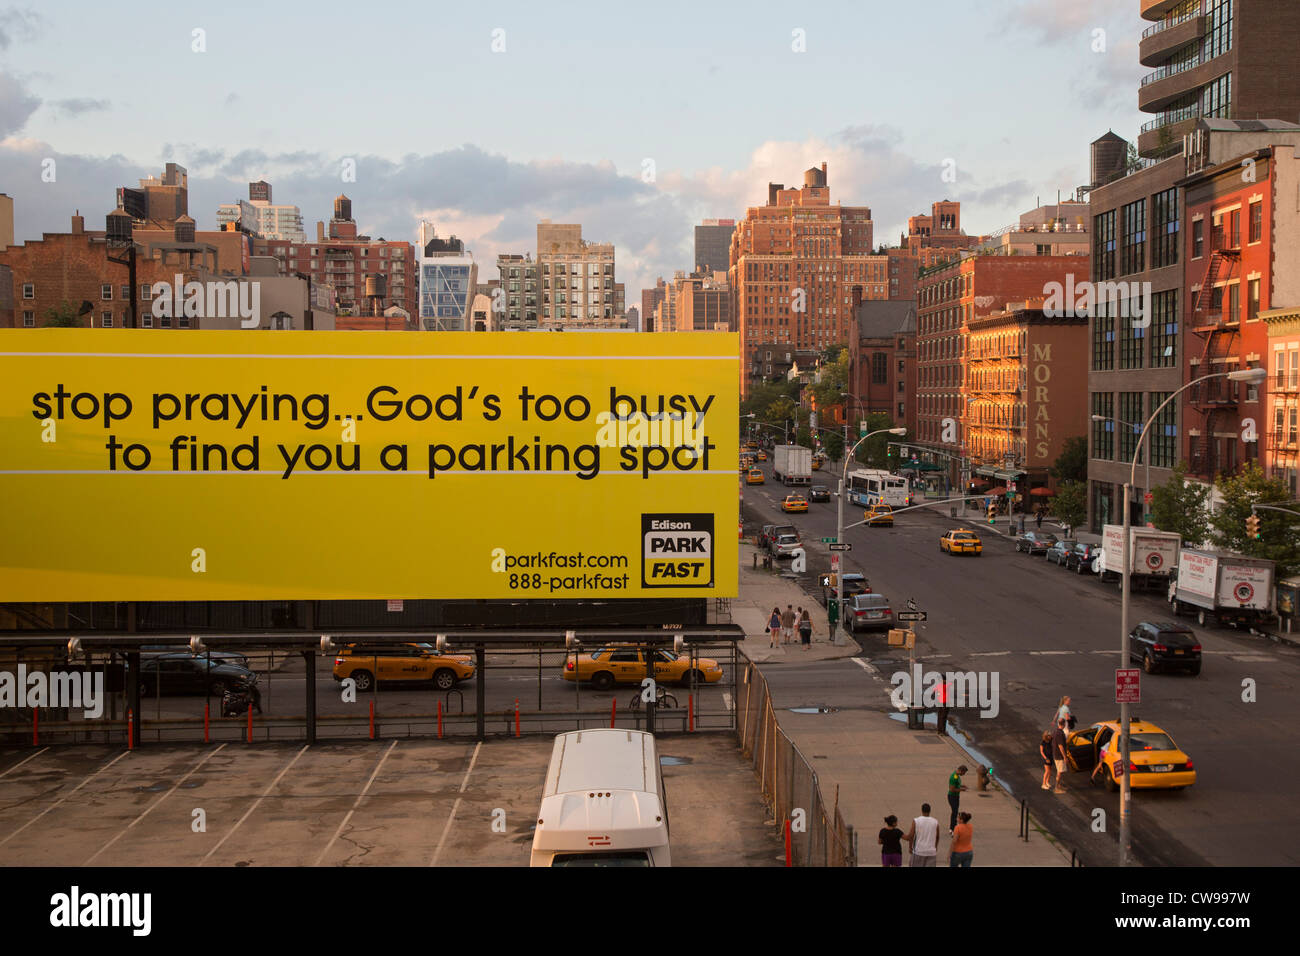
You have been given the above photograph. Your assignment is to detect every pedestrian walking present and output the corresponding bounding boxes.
[948,812,974,867]
[878,815,904,868]
[1035,509,1043,530]
[780,604,796,645]
[904,804,939,867]
[798,606,812,648]
[1039,731,1054,790]
[767,607,781,649]
[947,765,968,833]
[1051,718,1069,793]
[1055,695,1075,732]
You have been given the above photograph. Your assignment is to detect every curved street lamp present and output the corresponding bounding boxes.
[1116,365,1265,867]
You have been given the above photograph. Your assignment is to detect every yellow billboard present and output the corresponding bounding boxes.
[0,331,739,601]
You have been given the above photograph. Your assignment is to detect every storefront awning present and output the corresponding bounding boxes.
[974,465,1027,480]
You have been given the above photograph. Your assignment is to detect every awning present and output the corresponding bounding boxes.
[974,466,1027,481]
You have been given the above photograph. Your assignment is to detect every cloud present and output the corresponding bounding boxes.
[0,71,39,137]
[51,97,110,117]
[0,8,42,50]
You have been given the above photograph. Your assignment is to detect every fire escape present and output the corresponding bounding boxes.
[1268,366,1299,481]
[1188,245,1240,478]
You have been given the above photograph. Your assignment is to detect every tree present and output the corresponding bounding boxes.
[855,412,898,468]
[808,347,850,413]
[43,301,81,327]
[822,430,844,463]
[741,379,798,422]
[1209,462,1300,575]
[1150,462,1211,546]
[1124,142,1141,174]
[1053,480,1087,533]
[1050,436,1087,483]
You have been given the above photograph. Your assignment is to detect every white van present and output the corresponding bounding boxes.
[529,729,671,867]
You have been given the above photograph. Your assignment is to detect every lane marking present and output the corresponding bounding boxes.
[1029,651,1076,656]
[314,740,398,867]
[970,651,1012,657]
[0,750,130,850]
[0,748,48,779]
[200,744,310,865]
[87,745,227,864]
[722,692,733,710]
[850,657,882,680]
[430,740,483,867]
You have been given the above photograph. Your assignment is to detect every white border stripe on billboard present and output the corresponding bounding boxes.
[0,470,742,476]
[0,352,737,361]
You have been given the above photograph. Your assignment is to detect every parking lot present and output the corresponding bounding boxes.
[0,735,781,866]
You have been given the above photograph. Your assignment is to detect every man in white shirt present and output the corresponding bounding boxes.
[903,803,939,867]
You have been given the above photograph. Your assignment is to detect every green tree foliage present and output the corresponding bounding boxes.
[808,347,850,413]
[1050,436,1088,483]
[854,412,899,468]
[1209,462,1300,575]
[1052,480,1087,532]
[43,301,82,327]
[822,430,844,463]
[1150,462,1212,546]
[741,380,798,424]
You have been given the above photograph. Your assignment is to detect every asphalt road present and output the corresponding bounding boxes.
[742,460,1300,867]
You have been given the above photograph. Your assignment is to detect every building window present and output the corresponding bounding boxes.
[872,353,887,384]
[120,285,130,300]
[1226,282,1240,323]
[22,311,34,327]
[1203,0,1233,61]
[1092,312,1115,371]
[1249,201,1262,243]
[1119,393,1143,463]
[1227,209,1240,249]
[1150,290,1178,368]
[1093,210,1116,281]
[101,284,112,300]
[1120,199,1146,276]
[101,311,112,328]
[1192,219,1204,258]
[1151,188,1179,269]
[1092,392,1114,461]
[1120,312,1145,370]
[898,402,905,417]
[142,314,152,328]
[1150,392,1176,469]
[140,284,152,300]
[1202,72,1232,119]
[22,283,34,299]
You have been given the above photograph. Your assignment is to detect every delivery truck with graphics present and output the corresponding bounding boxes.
[772,445,812,486]
[1167,549,1276,629]
[1096,525,1181,591]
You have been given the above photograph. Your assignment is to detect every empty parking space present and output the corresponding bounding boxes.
[0,734,779,867]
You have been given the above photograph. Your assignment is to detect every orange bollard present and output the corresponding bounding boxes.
[611,698,617,728]
[203,702,210,743]
[369,699,375,740]
[514,698,520,738]
[32,706,38,747]
[246,701,253,743]
[688,694,694,733]
[437,700,443,739]
[127,709,134,750]
[784,819,792,866]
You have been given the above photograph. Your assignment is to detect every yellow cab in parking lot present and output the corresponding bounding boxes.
[781,494,809,513]
[940,529,982,555]
[746,468,765,485]
[864,504,894,526]
[1065,719,1196,792]
[333,643,476,692]
[563,646,724,690]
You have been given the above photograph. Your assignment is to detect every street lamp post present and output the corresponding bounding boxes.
[1093,414,1151,523]
[839,392,867,470]
[836,425,907,644]
[1117,366,1265,866]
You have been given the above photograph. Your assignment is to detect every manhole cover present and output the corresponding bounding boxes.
[788,706,838,714]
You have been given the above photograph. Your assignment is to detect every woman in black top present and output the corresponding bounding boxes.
[878,815,904,867]
[1039,731,1053,791]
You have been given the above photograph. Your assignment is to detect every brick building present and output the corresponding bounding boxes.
[653,269,732,333]
[847,297,917,437]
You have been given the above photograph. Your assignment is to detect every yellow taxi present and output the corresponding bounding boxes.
[756,450,768,462]
[781,494,809,513]
[563,646,724,690]
[864,504,894,526]
[940,529,983,555]
[1065,719,1196,792]
[745,440,759,451]
[333,642,476,691]
[745,468,765,485]
[811,456,824,471]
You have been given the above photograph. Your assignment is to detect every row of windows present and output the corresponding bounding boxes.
[1090,392,1177,469]
[1092,291,1181,370]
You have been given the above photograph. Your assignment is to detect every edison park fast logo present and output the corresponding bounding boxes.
[641,514,714,588]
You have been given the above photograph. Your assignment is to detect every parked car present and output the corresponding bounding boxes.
[864,504,894,527]
[1065,542,1101,574]
[762,524,796,550]
[822,572,870,605]
[781,494,809,514]
[809,484,830,502]
[138,654,257,697]
[1014,531,1057,554]
[772,533,802,559]
[760,523,777,550]
[1044,539,1078,566]
[846,593,894,633]
[139,646,249,668]
[940,530,982,555]
[1129,621,1202,675]
[332,642,476,692]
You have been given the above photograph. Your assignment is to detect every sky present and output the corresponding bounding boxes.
[0,0,1148,300]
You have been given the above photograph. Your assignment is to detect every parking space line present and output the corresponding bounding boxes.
[0,750,130,850]
[313,740,398,867]
[0,748,48,779]
[429,740,482,867]
[200,744,310,866]
[86,745,227,864]
[850,657,881,680]
[722,692,733,710]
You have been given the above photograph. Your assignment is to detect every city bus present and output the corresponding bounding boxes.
[846,469,910,509]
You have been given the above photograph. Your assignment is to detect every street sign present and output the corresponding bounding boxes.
[896,610,927,622]
[830,554,840,572]
[829,543,851,552]
[906,598,918,611]
[1116,668,1141,704]
[820,537,837,543]
[1143,492,1154,504]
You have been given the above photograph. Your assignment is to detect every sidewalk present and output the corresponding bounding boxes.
[736,540,1070,867]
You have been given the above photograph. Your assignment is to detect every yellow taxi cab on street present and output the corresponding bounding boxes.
[563,646,724,690]
[1065,719,1196,792]
[864,504,894,526]
[811,456,824,471]
[781,494,809,513]
[745,469,765,485]
[333,642,476,691]
[756,450,768,462]
[940,529,983,555]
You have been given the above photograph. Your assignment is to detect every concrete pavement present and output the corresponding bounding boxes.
[737,539,1070,867]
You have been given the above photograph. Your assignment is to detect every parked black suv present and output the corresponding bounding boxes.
[1128,621,1202,675]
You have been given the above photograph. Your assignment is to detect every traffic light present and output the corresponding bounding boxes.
[987,502,997,523]
[887,445,894,458]
[1246,513,1261,539]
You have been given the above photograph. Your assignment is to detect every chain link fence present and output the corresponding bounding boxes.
[734,654,855,866]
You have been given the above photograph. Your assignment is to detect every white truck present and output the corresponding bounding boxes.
[1097,525,1181,591]
[1168,549,1276,628]
[772,444,812,486]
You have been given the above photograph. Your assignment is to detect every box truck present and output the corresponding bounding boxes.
[772,445,812,486]
[1168,549,1276,628]
[1097,525,1181,590]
